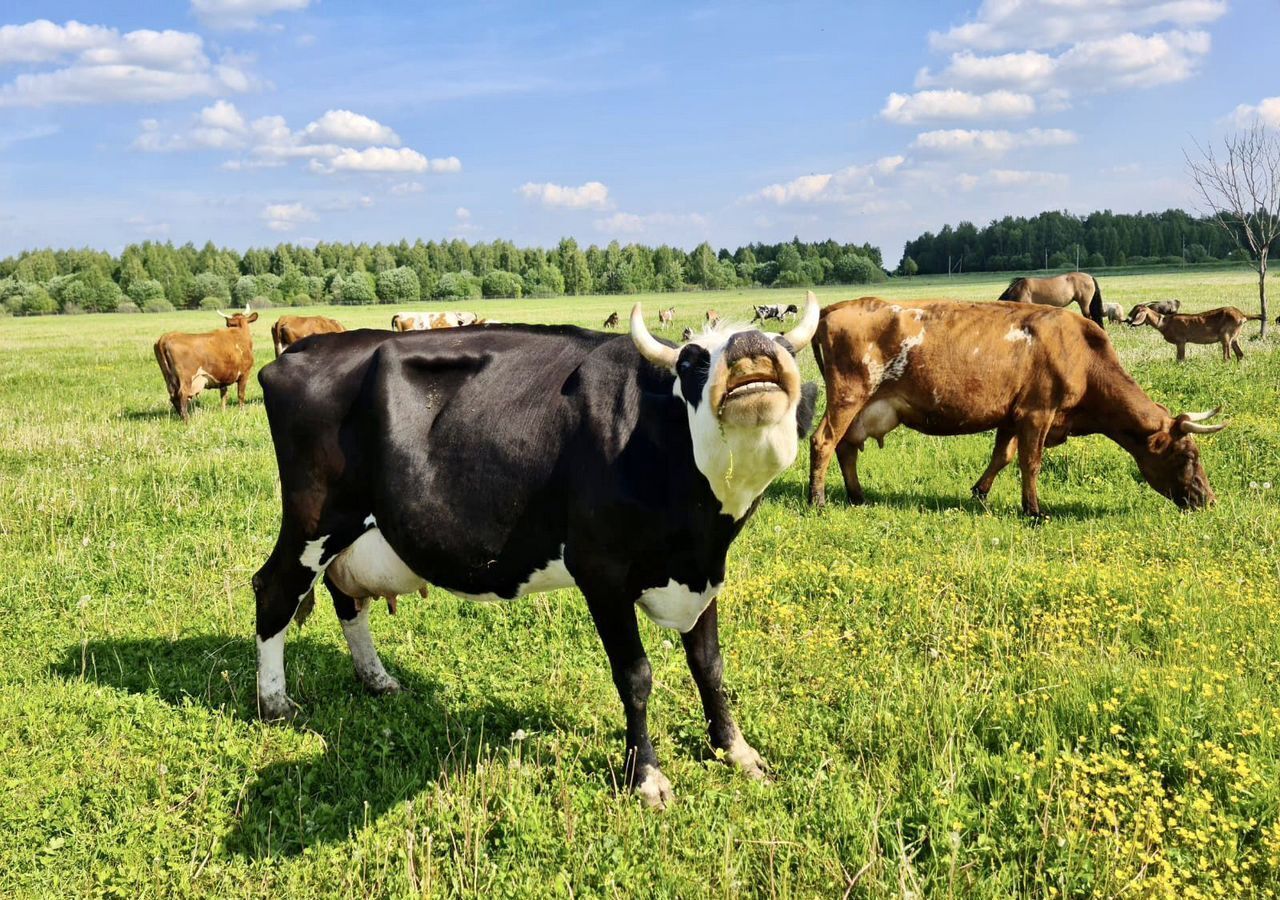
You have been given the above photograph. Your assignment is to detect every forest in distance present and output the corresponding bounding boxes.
[0,206,1267,317]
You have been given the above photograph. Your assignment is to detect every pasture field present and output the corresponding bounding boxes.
[3,269,1280,898]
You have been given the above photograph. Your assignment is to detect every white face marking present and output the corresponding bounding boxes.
[677,326,800,520]
[326,528,427,601]
[256,631,287,702]
[637,579,721,632]
[1004,327,1034,344]
[363,514,376,527]
[340,605,399,692]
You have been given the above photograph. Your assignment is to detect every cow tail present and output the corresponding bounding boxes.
[271,321,284,357]
[154,341,178,397]
[391,314,400,330]
[1246,313,1265,321]
[1089,276,1104,325]
[810,329,826,379]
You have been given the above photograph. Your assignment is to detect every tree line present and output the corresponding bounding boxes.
[0,237,886,316]
[898,208,1270,275]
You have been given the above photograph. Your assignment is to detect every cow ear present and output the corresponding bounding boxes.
[1147,430,1173,454]
[247,312,260,323]
[796,382,819,437]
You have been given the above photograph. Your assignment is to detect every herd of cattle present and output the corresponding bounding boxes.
[147,274,1253,807]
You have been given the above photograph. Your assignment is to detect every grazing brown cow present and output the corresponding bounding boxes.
[658,307,675,329]
[705,309,720,326]
[272,314,345,357]
[603,311,620,329]
[808,297,1225,517]
[1129,306,1261,361]
[999,272,1104,326]
[1100,302,1124,324]
[154,308,259,422]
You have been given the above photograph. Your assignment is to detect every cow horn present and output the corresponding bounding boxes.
[630,303,678,370]
[778,291,820,348]
[1179,418,1228,435]
[217,309,232,319]
[1183,407,1221,423]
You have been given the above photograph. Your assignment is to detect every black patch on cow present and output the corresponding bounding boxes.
[676,343,711,410]
[797,381,818,437]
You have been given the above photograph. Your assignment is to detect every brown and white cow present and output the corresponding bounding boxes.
[808,297,1225,517]
[658,307,675,329]
[391,311,480,331]
[154,307,259,422]
[272,314,345,357]
[1128,305,1262,362]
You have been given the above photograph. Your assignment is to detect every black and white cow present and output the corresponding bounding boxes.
[751,303,799,323]
[253,293,821,808]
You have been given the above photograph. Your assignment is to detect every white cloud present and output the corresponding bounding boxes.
[0,20,254,107]
[456,207,471,220]
[518,181,611,210]
[261,202,315,231]
[303,109,400,146]
[191,0,312,30]
[912,127,1078,155]
[955,169,1068,191]
[753,156,906,205]
[929,0,1226,52]
[134,103,461,177]
[594,211,708,235]
[1231,97,1280,128]
[312,146,430,174]
[389,180,425,195]
[881,89,1036,124]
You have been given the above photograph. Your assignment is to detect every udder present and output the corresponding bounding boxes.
[846,399,901,448]
[327,528,428,600]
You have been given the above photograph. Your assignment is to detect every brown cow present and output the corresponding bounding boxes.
[808,297,1225,517]
[999,272,1104,326]
[603,311,620,329]
[154,308,259,422]
[272,314,345,357]
[658,307,675,329]
[1128,305,1261,362]
[391,311,480,331]
[705,309,720,326]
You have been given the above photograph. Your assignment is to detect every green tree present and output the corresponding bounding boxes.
[376,266,421,304]
[341,271,377,305]
[481,270,523,298]
[557,238,592,295]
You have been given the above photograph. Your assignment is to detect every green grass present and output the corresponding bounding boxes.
[1,272,1278,898]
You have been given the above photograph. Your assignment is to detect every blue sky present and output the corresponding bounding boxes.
[0,0,1272,264]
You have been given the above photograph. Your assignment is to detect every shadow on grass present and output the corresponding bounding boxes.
[763,479,1119,521]
[50,633,565,859]
[119,396,265,421]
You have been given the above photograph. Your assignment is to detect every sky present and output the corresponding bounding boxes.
[0,0,1274,265]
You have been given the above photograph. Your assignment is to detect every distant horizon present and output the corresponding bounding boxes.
[2,2,1274,266]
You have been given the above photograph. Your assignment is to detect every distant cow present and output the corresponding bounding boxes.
[681,326,694,342]
[658,307,675,329]
[603,311,620,329]
[272,315,345,357]
[999,273,1104,326]
[253,294,822,808]
[1129,305,1262,361]
[705,309,720,326]
[808,298,1225,517]
[154,307,259,422]
[1100,302,1124,324]
[753,304,798,323]
[1126,299,1181,322]
[392,311,480,331]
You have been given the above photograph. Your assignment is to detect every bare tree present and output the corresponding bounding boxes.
[1186,122,1280,338]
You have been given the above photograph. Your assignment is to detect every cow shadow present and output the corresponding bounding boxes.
[761,479,1118,520]
[50,634,566,859]
[119,397,265,421]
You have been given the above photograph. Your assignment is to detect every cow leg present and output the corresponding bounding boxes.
[582,592,669,808]
[325,573,401,695]
[834,435,864,505]
[681,601,767,780]
[1176,343,1186,362]
[178,391,191,423]
[237,374,249,408]
[972,426,1017,502]
[1016,417,1052,519]
[219,385,229,411]
[252,533,325,721]
[809,397,865,506]
[1233,337,1245,361]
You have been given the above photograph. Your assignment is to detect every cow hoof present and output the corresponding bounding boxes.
[724,735,770,782]
[971,487,989,503]
[845,492,865,506]
[809,493,827,508]
[259,692,299,723]
[634,765,674,810]
[1023,511,1049,527]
